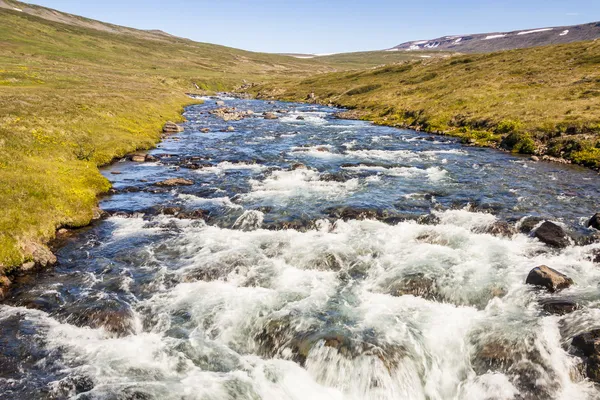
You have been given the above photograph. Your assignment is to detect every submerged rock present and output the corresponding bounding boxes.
[588,213,600,230]
[155,178,194,186]
[525,265,573,292]
[572,330,600,383]
[518,216,544,234]
[533,221,570,248]
[387,273,437,299]
[163,121,184,133]
[539,298,578,315]
[476,221,517,238]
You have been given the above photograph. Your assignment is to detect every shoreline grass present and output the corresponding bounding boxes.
[252,40,600,169]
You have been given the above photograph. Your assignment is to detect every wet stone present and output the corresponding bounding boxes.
[533,221,570,248]
[525,265,573,292]
[539,298,578,315]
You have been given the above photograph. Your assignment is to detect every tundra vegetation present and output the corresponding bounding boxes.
[0,4,437,271]
[254,41,600,167]
[1,1,599,278]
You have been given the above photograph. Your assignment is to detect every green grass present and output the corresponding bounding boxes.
[0,4,380,270]
[253,41,600,166]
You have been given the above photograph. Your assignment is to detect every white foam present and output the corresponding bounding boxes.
[241,169,360,202]
[194,161,267,175]
[179,194,243,209]
[342,165,449,182]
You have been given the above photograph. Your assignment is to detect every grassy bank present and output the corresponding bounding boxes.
[253,40,600,167]
[0,5,343,272]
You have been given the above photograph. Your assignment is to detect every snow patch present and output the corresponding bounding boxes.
[560,30,569,36]
[13,7,23,11]
[517,28,553,35]
[454,38,462,43]
[483,34,507,40]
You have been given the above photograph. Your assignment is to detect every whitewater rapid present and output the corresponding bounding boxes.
[1,97,600,400]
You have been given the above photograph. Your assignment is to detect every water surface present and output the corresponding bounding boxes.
[2,97,600,400]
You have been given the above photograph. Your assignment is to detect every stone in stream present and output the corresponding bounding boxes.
[163,121,184,133]
[539,298,578,315]
[525,265,573,292]
[215,100,225,106]
[145,154,158,162]
[296,116,305,120]
[475,221,517,238]
[227,126,235,132]
[572,330,600,383]
[533,221,570,248]
[263,112,278,120]
[517,216,544,234]
[130,154,146,162]
[200,127,210,133]
[155,178,194,186]
[588,213,600,230]
[65,298,135,337]
[387,273,437,299]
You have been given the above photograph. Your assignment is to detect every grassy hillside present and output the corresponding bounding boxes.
[0,4,353,272]
[253,40,600,167]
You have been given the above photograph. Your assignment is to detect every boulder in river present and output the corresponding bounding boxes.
[526,265,573,292]
[155,178,194,187]
[200,128,210,133]
[539,298,578,315]
[518,216,544,234]
[533,221,570,248]
[388,273,437,299]
[215,100,225,106]
[476,221,517,238]
[263,112,278,120]
[145,154,158,162]
[587,213,600,230]
[572,330,600,383]
[227,126,235,132]
[296,116,305,120]
[163,121,184,134]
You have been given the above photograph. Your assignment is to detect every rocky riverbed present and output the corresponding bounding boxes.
[2,96,600,399]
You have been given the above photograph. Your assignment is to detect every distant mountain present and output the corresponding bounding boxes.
[390,22,600,53]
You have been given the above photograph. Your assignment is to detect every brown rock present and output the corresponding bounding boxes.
[533,221,570,248]
[155,178,194,187]
[21,241,57,268]
[264,112,278,120]
[145,154,158,162]
[525,265,573,292]
[130,154,146,162]
[540,298,578,315]
[163,121,184,133]
[200,128,210,133]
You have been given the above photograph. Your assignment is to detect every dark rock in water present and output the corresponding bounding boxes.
[155,178,194,186]
[540,298,578,315]
[518,216,544,234]
[325,206,408,224]
[290,162,307,170]
[526,265,573,292]
[65,298,135,337]
[571,232,600,246]
[533,221,569,248]
[417,214,440,226]
[160,206,183,216]
[477,221,517,237]
[320,172,350,182]
[388,273,437,299]
[296,116,305,120]
[145,154,158,162]
[590,249,600,263]
[572,330,600,383]
[572,330,600,357]
[588,213,600,230]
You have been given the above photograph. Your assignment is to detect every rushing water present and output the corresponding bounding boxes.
[2,97,600,400]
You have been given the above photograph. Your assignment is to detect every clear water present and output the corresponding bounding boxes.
[2,98,600,400]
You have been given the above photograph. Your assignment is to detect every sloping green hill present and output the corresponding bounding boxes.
[255,40,600,167]
[0,4,343,271]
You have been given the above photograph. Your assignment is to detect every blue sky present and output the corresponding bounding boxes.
[25,0,600,54]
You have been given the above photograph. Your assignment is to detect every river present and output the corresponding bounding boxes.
[1,97,600,399]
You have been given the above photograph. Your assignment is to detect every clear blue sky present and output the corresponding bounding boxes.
[25,0,600,54]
